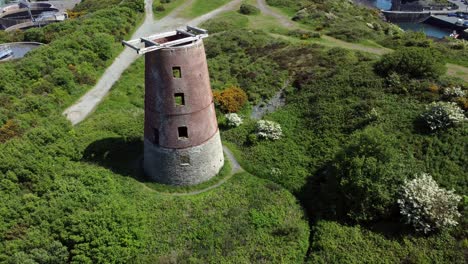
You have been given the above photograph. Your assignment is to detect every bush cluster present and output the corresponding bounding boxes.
[375,47,446,79]
[0,1,143,141]
[255,120,283,140]
[398,173,462,234]
[443,86,466,98]
[421,101,466,131]
[239,3,260,15]
[213,86,248,113]
[225,113,243,127]
[331,127,408,222]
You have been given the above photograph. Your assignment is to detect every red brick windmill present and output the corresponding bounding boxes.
[123,26,224,186]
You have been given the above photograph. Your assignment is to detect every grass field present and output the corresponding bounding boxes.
[152,0,186,19]
[181,0,231,18]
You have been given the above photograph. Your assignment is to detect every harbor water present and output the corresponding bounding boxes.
[0,43,42,61]
[361,0,452,38]
[396,22,453,39]
[370,0,393,10]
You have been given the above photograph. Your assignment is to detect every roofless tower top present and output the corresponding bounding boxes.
[123,26,224,186]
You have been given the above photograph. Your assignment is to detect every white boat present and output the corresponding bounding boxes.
[0,45,13,60]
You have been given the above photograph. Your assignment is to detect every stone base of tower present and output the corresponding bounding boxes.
[143,131,224,186]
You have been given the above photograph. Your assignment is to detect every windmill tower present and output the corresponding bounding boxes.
[123,26,224,186]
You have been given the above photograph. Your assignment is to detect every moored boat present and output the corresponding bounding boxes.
[0,45,13,60]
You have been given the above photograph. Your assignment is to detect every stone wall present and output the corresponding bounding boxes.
[383,11,431,22]
[144,131,225,186]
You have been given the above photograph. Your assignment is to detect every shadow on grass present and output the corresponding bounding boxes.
[82,137,234,194]
[82,137,147,182]
[296,163,414,250]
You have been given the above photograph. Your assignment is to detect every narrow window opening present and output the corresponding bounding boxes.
[174,93,185,106]
[153,128,159,145]
[180,155,190,166]
[178,126,188,139]
[172,67,181,78]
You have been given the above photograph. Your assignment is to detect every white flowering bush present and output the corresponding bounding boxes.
[397,173,462,234]
[421,102,466,131]
[225,113,243,127]
[443,87,466,98]
[256,120,283,140]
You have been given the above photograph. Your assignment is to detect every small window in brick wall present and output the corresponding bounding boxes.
[180,155,190,166]
[178,126,188,139]
[172,67,181,78]
[174,93,185,106]
[153,128,159,145]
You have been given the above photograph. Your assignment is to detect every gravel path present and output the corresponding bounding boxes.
[63,0,241,125]
[256,0,295,28]
[256,0,467,81]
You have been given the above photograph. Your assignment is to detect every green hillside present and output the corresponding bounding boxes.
[0,0,467,263]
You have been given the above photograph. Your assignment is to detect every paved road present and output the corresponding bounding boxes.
[63,0,241,125]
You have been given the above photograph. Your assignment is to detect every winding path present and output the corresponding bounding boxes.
[256,0,468,82]
[256,0,295,28]
[63,0,241,125]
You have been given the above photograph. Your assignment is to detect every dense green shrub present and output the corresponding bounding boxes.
[308,221,466,263]
[154,4,165,11]
[0,0,144,140]
[239,3,260,15]
[0,57,310,262]
[0,4,466,262]
[74,0,144,12]
[374,47,447,79]
[330,127,410,222]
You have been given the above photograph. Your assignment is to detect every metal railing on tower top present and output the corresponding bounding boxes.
[122,26,209,54]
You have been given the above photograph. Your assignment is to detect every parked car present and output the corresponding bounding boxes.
[448,13,458,17]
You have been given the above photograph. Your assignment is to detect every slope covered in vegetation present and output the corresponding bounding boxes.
[202,5,466,262]
[0,0,144,142]
[0,0,466,263]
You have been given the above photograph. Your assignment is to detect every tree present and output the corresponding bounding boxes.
[332,127,409,222]
[374,47,446,79]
